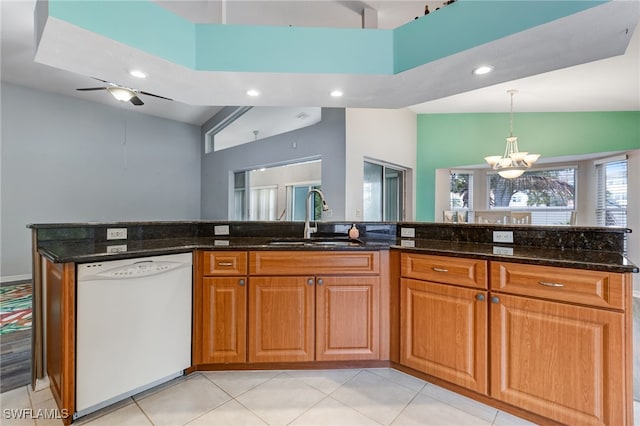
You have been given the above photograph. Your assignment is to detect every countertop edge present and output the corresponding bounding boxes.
[37,238,638,274]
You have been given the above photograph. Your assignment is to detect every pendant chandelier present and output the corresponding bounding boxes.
[484,89,540,179]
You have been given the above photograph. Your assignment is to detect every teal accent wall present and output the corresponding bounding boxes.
[393,1,605,73]
[195,25,393,74]
[49,0,196,68]
[416,111,640,221]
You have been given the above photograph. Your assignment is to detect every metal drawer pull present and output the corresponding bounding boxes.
[476,294,485,301]
[317,278,324,286]
[239,279,245,286]
[217,262,233,266]
[307,278,314,285]
[538,281,565,288]
[432,267,449,273]
[491,296,500,304]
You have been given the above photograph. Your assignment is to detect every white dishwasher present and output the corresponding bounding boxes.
[75,252,192,419]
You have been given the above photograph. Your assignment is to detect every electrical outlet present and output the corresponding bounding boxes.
[400,227,415,238]
[493,246,514,256]
[493,231,514,243]
[401,240,415,247]
[106,228,127,240]
[106,244,127,253]
[214,225,230,236]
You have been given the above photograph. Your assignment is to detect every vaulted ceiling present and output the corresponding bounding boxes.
[1,1,638,125]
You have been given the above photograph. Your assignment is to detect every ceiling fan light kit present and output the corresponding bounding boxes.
[484,89,541,179]
[106,86,135,102]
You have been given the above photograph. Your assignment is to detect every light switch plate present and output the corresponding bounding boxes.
[400,227,415,238]
[106,228,127,240]
[214,225,230,236]
[493,231,514,243]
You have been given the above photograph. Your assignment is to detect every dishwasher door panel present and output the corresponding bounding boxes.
[76,253,192,415]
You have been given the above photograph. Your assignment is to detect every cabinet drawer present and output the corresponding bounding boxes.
[490,262,626,310]
[401,253,487,289]
[202,251,247,276]
[250,251,379,275]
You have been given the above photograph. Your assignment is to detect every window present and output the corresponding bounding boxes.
[449,171,473,215]
[249,185,277,221]
[286,184,321,221]
[596,157,627,227]
[363,160,405,221]
[488,167,576,225]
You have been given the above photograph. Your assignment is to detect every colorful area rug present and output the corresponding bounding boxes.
[0,283,32,335]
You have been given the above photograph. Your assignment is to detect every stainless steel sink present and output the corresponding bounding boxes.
[267,239,362,247]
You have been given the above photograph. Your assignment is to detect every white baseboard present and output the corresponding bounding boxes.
[1,273,32,283]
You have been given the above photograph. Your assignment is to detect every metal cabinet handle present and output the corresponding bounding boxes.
[217,262,233,267]
[491,296,500,304]
[307,278,314,285]
[476,293,485,301]
[538,281,565,288]
[432,267,449,273]
[317,278,324,286]
[238,279,245,286]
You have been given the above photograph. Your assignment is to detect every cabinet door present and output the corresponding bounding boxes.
[490,294,625,426]
[401,278,487,394]
[316,276,379,361]
[249,276,315,362]
[202,277,246,363]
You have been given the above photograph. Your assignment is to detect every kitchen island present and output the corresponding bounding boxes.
[29,221,637,425]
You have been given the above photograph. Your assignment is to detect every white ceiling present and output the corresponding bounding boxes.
[1,0,639,127]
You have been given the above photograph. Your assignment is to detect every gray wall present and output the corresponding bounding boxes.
[0,83,201,279]
[201,108,346,220]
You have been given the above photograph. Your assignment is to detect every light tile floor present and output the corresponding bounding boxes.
[2,368,639,425]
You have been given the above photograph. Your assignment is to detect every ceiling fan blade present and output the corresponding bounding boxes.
[139,91,173,101]
[76,87,108,91]
[129,96,144,106]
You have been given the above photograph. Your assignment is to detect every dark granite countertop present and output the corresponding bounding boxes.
[37,236,638,273]
[392,240,638,273]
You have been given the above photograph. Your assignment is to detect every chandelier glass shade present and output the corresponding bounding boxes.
[485,90,540,179]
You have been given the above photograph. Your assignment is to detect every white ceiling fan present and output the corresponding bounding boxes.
[76,78,173,106]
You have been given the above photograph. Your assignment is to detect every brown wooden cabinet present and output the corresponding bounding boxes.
[199,251,247,364]
[316,276,379,361]
[400,253,488,394]
[249,276,315,362]
[490,261,632,426]
[248,251,380,363]
[398,255,633,425]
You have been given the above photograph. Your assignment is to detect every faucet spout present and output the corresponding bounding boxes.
[304,189,329,239]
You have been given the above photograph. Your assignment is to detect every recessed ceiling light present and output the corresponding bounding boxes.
[246,89,260,97]
[129,70,147,79]
[472,65,494,75]
[330,90,343,97]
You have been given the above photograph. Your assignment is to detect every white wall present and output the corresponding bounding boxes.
[345,108,417,221]
[0,83,202,280]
